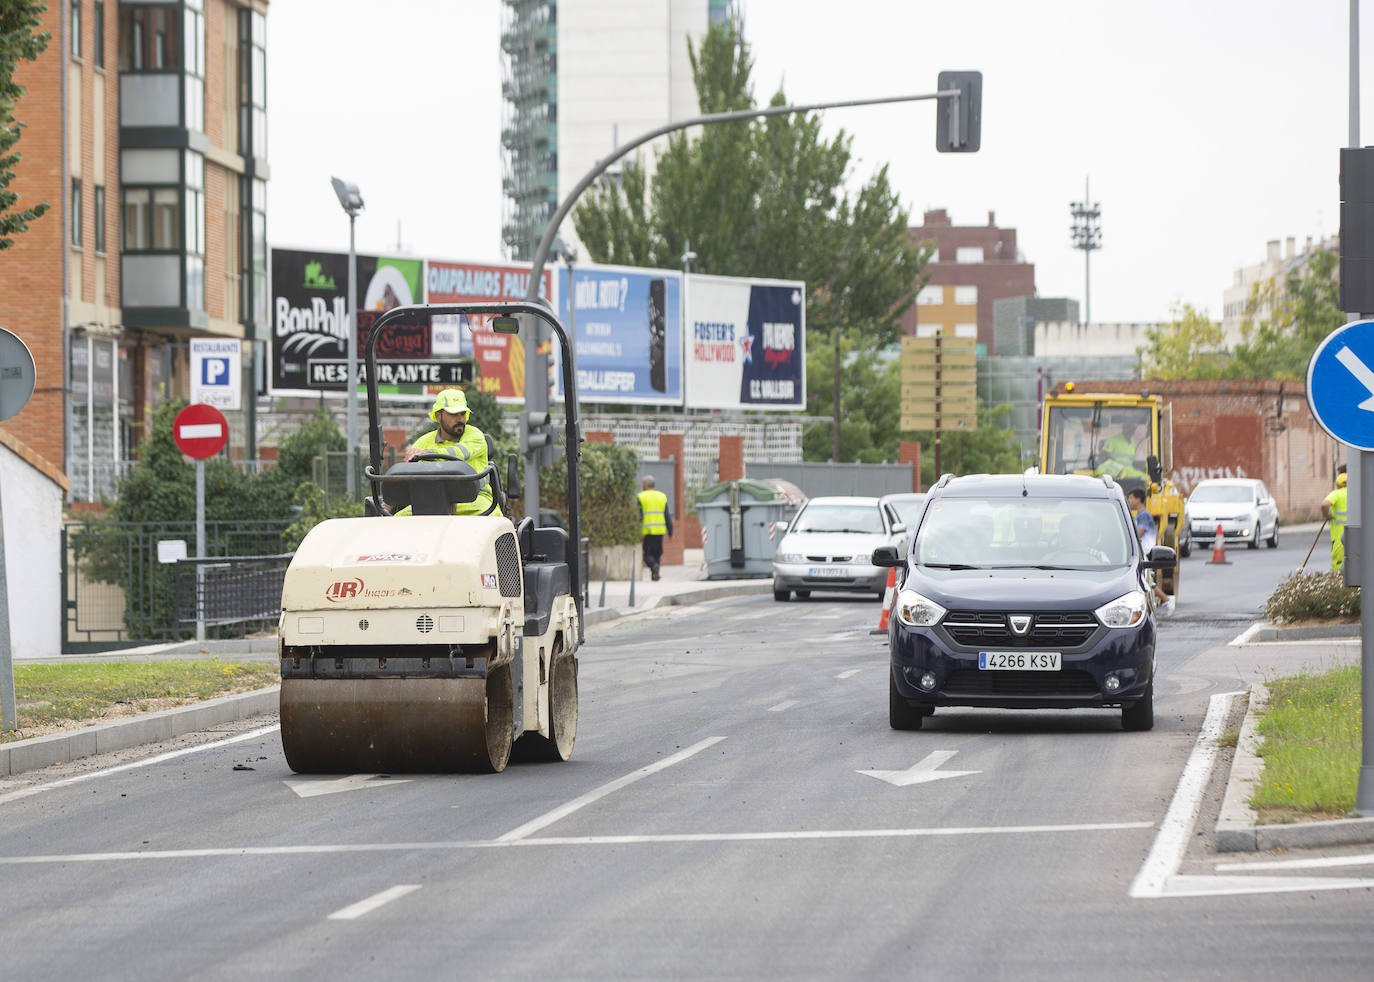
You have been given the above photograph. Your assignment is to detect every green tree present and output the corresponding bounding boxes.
[572,15,930,460]
[1139,302,1227,379]
[0,0,50,249]
[910,404,1023,486]
[1228,247,1343,380]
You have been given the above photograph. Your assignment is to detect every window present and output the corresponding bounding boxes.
[94,185,106,252]
[954,285,978,305]
[956,246,984,264]
[954,323,978,338]
[238,8,267,159]
[122,187,180,251]
[94,2,104,68]
[916,285,943,305]
[119,6,179,71]
[71,1,81,58]
[71,178,82,246]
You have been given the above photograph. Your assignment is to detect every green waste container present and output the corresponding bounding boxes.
[694,479,789,579]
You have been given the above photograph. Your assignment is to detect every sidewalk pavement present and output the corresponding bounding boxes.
[6,548,1373,854]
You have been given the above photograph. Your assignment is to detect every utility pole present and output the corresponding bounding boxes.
[1070,178,1102,325]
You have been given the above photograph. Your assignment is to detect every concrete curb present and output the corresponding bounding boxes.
[1215,681,1374,851]
[1252,623,1360,642]
[0,687,279,778]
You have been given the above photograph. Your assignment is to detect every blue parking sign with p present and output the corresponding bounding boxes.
[201,358,230,386]
[1307,319,1374,451]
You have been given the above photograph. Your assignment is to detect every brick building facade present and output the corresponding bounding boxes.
[903,209,1036,354]
[0,0,270,503]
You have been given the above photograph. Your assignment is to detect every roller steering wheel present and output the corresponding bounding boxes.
[408,452,499,515]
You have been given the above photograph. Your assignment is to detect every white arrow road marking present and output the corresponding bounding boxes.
[859,750,981,787]
[285,774,413,798]
[1336,345,1374,411]
[834,669,861,679]
[327,884,421,920]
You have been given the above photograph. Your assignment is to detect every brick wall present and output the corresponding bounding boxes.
[0,1,66,456]
[659,432,685,565]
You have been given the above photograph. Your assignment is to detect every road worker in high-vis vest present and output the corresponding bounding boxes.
[396,387,501,517]
[1322,465,1348,572]
[636,475,673,580]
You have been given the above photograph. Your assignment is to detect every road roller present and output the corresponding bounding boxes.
[278,302,585,773]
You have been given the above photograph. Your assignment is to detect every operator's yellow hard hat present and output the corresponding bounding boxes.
[1338,471,1348,487]
[429,388,469,420]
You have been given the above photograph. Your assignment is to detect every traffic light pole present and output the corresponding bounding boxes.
[519,82,976,521]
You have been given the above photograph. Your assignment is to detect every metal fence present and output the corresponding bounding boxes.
[62,519,291,652]
[174,555,293,638]
[744,461,915,498]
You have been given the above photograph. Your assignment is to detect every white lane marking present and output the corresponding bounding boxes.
[285,774,412,798]
[1121,693,1374,899]
[1129,692,1237,899]
[496,736,727,842]
[1227,623,1262,646]
[0,725,282,807]
[767,700,798,713]
[0,821,1154,865]
[327,884,421,921]
[859,750,981,787]
[834,669,861,680]
[1216,852,1374,872]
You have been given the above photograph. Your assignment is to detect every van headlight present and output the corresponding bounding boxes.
[895,589,946,627]
[1095,590,1148,628]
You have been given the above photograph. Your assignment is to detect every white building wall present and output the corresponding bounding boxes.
[1034,320,1159,359]
[0,441,65,660]
[1221,235,1338,348]
[557,0,710,253]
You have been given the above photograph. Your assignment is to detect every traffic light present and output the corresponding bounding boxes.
[522,410,552,453]
[936,71,981,153]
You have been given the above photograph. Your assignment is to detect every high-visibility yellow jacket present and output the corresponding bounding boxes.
[399,424,501,517]
[637,488,669,537]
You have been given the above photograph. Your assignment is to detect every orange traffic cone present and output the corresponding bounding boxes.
[872,566,898,634]
[1208,523,1231,564]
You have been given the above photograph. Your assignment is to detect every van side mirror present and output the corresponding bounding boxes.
[1144,544,1177,570]
[872,545,901,567]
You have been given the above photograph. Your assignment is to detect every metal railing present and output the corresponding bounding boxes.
[174,554,292,639]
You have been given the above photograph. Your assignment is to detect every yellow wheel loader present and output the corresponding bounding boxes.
[1038,387,1186,600]
[278,302,584,773]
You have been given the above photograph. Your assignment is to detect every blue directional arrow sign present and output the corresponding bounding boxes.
[1307,319,1374,451]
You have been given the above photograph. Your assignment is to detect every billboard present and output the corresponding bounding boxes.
[684,275,806,410]
[270,248,424,395]
[555,265,683,405]
[425,260,553,401]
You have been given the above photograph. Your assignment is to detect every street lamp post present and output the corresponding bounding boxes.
[517,81,978,520]
[1069,178,1102,326]
[331,177,364,498]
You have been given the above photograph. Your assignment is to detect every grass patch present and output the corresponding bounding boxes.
[1216,729,1239,749]
[1252,663,1361,821]
[2,660,278,743]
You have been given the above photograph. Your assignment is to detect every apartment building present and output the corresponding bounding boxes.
[0,0,269,503]
[902,209,1035,354]
[1221,234,1338,349]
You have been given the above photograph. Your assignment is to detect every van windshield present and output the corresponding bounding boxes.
[915,497,1132,568]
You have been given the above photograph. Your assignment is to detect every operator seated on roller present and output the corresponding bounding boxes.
[394,387,502,517]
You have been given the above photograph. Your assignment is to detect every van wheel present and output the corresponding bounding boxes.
[1122,682,1154,731]
[773,586,790,602]
[890,674,925,730]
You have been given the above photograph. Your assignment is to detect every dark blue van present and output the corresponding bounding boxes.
[872,473,1177,732]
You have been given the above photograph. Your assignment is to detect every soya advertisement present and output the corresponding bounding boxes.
[555,265,683,406]
[684,275,806,410]
[270,248,424,394]
[425,260,553,401]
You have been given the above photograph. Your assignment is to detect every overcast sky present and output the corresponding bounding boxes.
[268,0,1367,325]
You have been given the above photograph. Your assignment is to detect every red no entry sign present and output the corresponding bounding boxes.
[173,403,229,459]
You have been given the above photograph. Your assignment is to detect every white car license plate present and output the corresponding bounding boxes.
[979,651,1061,671]
[807,566,848,578]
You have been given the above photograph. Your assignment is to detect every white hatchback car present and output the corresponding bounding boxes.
[771,496,903,601]
[1187,478,1280,550]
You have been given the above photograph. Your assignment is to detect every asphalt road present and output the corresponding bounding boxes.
[0,538,1370,980]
